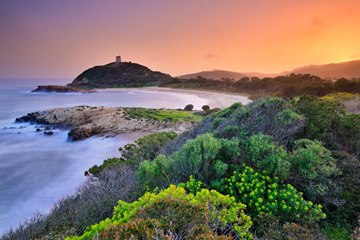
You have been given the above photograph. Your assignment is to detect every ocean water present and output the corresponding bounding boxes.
[0,78,249,233]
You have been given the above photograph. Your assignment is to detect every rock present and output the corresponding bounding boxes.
[32,85,95,93]
[68,125,102,140]
[17,106,198,141]
[202,105,210,112]
[15,113,40,123]
[35,128,41,132]
[184,104,194,111]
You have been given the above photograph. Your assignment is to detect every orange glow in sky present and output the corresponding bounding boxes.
[1,0,360,77]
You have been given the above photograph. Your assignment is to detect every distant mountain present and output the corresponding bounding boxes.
[69,62,174,88]
[285,60,360,80]
[178,70,248,81]
[179,60,360,81]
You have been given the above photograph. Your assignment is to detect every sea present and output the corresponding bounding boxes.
[0,77,250,233]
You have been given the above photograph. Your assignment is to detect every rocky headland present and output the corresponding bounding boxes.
[32,85,95,93]
[16,106,199,140]
[68,61,174,88]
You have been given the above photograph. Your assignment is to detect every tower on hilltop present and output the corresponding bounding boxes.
[115,55,122,64]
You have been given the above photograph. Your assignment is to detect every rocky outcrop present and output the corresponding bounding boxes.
[16,106,196,140]
[69,62,174,88]
[32,85,95,93]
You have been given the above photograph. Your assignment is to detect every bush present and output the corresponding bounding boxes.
[253,214,327,240]
[89,131,178,174]
[68,185,253,239]
[243,133,290,179]
[138,133,240,189]
[222,165,326,224]
[288,139,340,201]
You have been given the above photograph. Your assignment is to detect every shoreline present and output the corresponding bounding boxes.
[97,86,252,108]
[15,106,200,141]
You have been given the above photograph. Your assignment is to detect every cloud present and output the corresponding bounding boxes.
[303,16,323,38]
[204,53,219,58]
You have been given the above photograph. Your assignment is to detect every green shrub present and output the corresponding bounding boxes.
[243,134,290,179]
[68,185,253,239]
[89,131,177,174]
[223,165,326,224]
[138,133,240,189]
[288,139,340,201]
[322,223,352,240]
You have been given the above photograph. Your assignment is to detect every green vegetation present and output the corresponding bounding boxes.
[123,107,203,122]
[89,131,177,174]
[161,73,360,98]
[222,165,325,223]
[4,96,359,240]
[138,133,239,189]
[67,185,253,240]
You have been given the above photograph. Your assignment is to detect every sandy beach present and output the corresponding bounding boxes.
[98,87,252,108]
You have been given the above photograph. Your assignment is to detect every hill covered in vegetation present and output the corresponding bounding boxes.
[3,95,359,239]
[68,62,174,88]
[287,60,360,80]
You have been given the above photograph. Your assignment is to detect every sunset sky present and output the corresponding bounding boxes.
[1,0,360,78]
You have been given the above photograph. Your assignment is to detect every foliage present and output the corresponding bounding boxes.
[288,139,340,201]
[123,107,202,122]
[164,98,305,156]
[338,113,360,157]
[89,131,177,174]
[322,223,352,240]
[68,185,253,240]
[88,157,127,175]
[161,73,360,97]
[222,165,326,224]
[178,175,203,195]
[295,96,345,144]
[138,133,240,189]
[243,133,290,179]
[253,214,327,240]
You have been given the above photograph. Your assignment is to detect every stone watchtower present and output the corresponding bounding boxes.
[115,55,122,64]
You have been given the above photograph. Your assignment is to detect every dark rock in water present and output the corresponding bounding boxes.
[32,85,95,93]
[15,113,39,123]
[44,131,54,136]
[44,126,52,130]
[18,132,21,134]
[35,128,42,132]
[68,126,101,141]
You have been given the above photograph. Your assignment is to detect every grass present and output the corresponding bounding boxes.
[321,92,360,102]
[124,108,203,122]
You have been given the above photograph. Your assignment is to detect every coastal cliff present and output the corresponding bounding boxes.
[16,106,201,140]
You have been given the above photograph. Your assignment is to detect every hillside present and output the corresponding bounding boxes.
[179,60,360,81]
[4,97,359,239]
[286,60,360,80]
[68,62,174,88]
[178,70,248,80]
